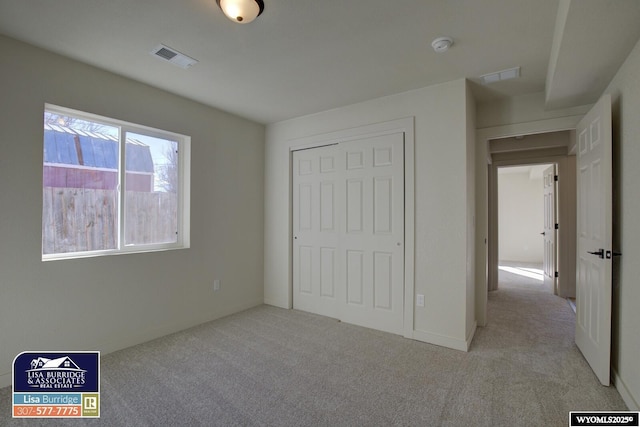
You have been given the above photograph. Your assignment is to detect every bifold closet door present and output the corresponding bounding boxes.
[338,133,404,334]
[292,145,340,319]
[293,132,404,335]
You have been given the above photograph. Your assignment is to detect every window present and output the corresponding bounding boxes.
[42,104,190,260]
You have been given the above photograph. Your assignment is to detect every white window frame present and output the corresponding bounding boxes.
[42,104,191,261]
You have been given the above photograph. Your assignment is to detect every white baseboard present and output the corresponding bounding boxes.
[466,321,478,351]
[90,299,264,359]
[410,329,469,352]
[263,298,290,309]
[613,369,640,411]
[0,299,264,390]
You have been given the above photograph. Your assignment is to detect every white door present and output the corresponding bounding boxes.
[292,132,405,335]
[542,165,557,293]
[575,94,612,386]
[293,145,340,319]
[339,133,404,335]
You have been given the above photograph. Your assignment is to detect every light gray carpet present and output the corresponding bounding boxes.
[0,266,627,426]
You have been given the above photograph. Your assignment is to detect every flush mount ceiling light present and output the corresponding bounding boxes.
[216,0,264,24]
[431,36,453,53]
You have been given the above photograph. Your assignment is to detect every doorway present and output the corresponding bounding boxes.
[286,117,416,339]
[477,99,613,386]
[497,163,554,293]
[487,131,576,300]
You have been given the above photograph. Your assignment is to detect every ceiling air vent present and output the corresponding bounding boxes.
[480,66,520,84]
[150,44,198,69]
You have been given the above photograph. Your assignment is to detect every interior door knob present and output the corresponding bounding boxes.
[587,249,605,259]
[540,232,545,236]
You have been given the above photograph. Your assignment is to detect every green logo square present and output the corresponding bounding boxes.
[82,393,99,417]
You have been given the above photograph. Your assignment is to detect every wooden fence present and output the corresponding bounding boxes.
[42,187,177,255]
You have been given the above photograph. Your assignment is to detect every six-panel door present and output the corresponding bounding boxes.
[292,132,404,335]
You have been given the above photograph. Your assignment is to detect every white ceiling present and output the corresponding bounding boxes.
[545,0,640,109]
[1,0,639,124]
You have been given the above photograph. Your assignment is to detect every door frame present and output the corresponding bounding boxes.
[542,163,558,294]
[574,94,613,386]
[490,156,568,293]
[476,115,583,326]
[288,117,415,338]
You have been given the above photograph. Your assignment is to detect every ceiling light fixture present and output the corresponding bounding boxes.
[431,36,453,53]
[216,0,264,24]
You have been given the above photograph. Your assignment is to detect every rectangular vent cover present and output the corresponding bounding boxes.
[155,47,178,60]
[150,44,198,69]
[480,66,520,85]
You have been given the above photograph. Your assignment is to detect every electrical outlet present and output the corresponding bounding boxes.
[416,294,425,307]
[213,279,220,292]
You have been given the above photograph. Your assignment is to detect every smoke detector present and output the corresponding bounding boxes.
[150,44,199,69]
[431,36,453,53]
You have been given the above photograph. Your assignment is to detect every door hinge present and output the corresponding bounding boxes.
[555,271,559,278]
[554,175,559,182]
[555,223,559,230]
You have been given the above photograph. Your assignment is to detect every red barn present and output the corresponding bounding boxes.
[43,124,154,191]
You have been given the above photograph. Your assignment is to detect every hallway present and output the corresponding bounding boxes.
[467,262,626,423]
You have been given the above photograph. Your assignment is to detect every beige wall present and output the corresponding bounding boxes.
[498,170,544,263]
[465,82,477,341]
[0,36,265,388]
[265,79,476,350]
[557,155,577,299]
[602,37,640,410]
[477,92,591,129]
